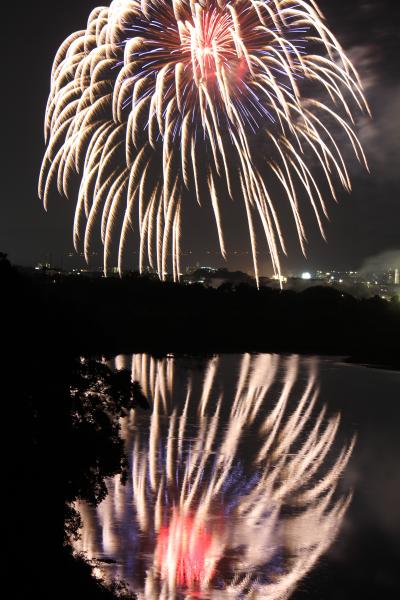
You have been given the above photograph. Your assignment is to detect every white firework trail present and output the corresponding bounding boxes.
[39,0,369,285]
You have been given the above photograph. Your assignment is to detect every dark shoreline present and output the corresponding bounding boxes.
[2,254,400,372]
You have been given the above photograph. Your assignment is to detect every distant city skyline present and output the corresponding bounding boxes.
[31,247,400,280]
[22,244,400,280]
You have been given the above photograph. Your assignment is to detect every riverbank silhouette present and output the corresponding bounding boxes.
[2,253,400,368]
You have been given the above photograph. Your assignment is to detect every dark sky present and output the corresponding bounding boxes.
[1,0,399,275]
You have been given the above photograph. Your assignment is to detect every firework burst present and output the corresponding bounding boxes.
[40,0,369,283]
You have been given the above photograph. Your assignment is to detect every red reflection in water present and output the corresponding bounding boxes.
[155,509,218,589]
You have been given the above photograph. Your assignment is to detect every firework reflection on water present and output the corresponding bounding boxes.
[75,353,355,599]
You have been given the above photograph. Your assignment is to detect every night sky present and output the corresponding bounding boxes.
[2,0,399,275]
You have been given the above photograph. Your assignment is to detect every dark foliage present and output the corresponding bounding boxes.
[1,275,140,600]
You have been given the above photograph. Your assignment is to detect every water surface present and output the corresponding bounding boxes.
[75,354,400,598]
